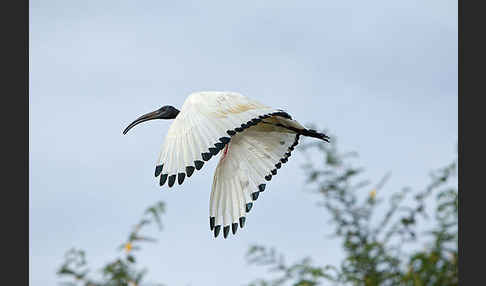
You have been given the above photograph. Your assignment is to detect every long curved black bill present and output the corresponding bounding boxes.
[123,110,160,135]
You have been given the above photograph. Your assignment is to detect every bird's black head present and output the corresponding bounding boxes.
[123,105,180,135]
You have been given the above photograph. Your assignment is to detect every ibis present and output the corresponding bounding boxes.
[123,91,329,239]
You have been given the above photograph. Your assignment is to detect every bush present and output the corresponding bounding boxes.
[246,136,457,286]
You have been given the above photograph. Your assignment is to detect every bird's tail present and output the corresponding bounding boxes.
[271,122,329,143]
[299,128,330,142]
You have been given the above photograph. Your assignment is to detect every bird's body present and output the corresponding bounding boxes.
[124,91,329,238]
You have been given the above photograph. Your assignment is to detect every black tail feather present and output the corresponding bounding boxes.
[269,122,330,143]
[301,128,330,142]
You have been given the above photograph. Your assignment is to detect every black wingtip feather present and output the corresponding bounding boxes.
[214,142,225,150]
[232,223,238,235]
[265,175,272,181]
[159,174,168,186]
[194,160,204,170]
[219,137,231,144]
[202,152,212,161]
[186,166,195,177]
[155,165,163,177]
[209,147,219,156]
[168,175,176,187]
[210,217,215,231]
[223,226,230,238]
[252,192,259,201]
[272,111,292,119]
[214,225,221,237]
[177,173,185,185]
[259,184,266,192]
[239,217,246,228]
[246,203,253,213]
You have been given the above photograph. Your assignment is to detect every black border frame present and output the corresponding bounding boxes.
[458,0,484,285]
[4,0,29,284]
[10,0,467,284]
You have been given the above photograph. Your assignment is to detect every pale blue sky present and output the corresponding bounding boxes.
[30,1,457,285]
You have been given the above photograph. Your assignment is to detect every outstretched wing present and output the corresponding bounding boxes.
[208,123,301,238]
[155,91,293,187]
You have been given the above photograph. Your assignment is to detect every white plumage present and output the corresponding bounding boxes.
[124,91,329,238]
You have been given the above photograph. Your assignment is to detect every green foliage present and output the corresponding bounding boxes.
[246,135,458,286]
[57,133,457,286]
[247,245,339,286]
[57,201,166,286]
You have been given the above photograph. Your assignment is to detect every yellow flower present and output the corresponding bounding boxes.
[369,189,377,200]
[124,242,132,253]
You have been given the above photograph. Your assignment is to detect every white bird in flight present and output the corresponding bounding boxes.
[123,91,329,239]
